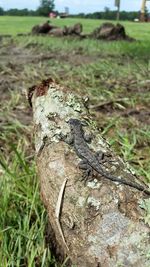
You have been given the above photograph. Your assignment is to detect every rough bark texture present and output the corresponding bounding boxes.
[30,79,150,267]
[63,23,83,35]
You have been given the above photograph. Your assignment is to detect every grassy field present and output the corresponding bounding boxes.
[0,16,150,266]
[0,16,150,40]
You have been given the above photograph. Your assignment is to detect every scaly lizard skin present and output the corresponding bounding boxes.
[67,118,150,196]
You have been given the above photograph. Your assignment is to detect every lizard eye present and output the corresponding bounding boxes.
[68,118,78,125]
[68,119,73,125]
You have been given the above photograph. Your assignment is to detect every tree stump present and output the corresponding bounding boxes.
[90,23,134,41]
[29,79,150,267]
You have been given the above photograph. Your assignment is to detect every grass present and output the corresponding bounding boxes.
[0,16,150,40]
[0,16,150,265]
[0,93,56,266]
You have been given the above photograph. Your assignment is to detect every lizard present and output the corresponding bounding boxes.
[65,118,150,196]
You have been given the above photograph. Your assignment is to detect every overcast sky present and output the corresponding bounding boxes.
[0,0,149,14]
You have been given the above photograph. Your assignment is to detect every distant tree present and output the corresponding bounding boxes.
[71,10,139,21]
[37,0,55,16]
[0,7,4,15]
[103,6,116,20]
[5,8,30,16]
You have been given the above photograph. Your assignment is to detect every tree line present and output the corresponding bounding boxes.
[0,5,140,21]
[71,8,140,21]
[0,0,55,17]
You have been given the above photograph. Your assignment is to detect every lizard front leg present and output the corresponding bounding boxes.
[59,132,74,145]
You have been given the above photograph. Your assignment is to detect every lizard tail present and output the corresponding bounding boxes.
[97,168,150,196]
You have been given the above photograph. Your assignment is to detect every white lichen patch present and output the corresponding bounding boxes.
[97,135,109,148]
[33,88,86,153]
[88,235,97,243]
[87,196,101,210]
[110,165,117,172]
[66,93,82,112]
[112,161,120,166]
[77,196,86,207]
[89,141,107,155]
[88,134,110,156]
[49,159,66,177]
[87,212,130,259]
[100,212,129,244]
[124,162,136,175]
[119,229,150,265]
[113,197,119,205]
[87,179,101,189]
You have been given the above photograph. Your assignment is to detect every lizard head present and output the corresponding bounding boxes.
[68,118,81,126]
[68,119,81,131]
[68,118,87,132]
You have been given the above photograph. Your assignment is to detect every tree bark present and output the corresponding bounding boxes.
[29,79,150,267]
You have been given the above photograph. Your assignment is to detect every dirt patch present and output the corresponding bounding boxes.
[0,39,100,127]
[53,51,98,66]
[0,39,148,130]
[122,108,150,124]
[91,101,150,126]
[0,41,52,66]
[0,39,97,68]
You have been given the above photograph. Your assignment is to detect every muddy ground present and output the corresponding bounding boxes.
[1,38,149,125]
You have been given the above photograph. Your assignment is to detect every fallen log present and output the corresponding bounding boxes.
[31,20,56,35]
[63,23,83,36]
[28,79,150,267]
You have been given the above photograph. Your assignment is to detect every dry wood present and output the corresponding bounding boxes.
[29,79,150,267]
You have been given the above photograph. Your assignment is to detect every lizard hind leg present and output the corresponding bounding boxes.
[83,133,93,143]
[96,151,115,166]
[78,160,93,183]
[96,151,105,162]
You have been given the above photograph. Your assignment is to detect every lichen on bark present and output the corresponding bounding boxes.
[30,80,150,267]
